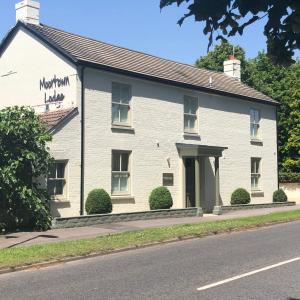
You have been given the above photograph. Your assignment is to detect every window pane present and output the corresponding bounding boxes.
[47,181,56,196]
[49,164,56,178]
[56,163,65,179]
[120,105,129,123]
[112,175,120,193]
[255,110,260,122]
[121,153,129,171]
[120,174,128,192]
[190,98,198,114]
[184,115,196,132]
[112,153,120,171]
[112,104,120,123]
[250,110,255,123]
[55,180,64,195]
[121,86,131,104]
[112,83,121,103]
[184,96,197,114]
[184,98,190,114]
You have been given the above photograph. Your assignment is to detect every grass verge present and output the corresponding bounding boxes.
[1,209,300,270]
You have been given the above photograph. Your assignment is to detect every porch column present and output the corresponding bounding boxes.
[195,157,203,216]
[213,156,222,215]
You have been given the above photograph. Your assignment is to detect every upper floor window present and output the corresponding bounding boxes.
[251,157,261,190]
[184,95,198,133]
[48,161,67,198]
[112,83,131,126]
[250,109,260,139]
[112,151,131,195]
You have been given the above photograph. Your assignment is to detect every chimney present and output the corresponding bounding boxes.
[223,55,241,81]
[15,0,40,25]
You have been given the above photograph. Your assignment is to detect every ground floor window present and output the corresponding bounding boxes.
[47,161,67,198]
[251,157,261,190]
[112,151,130,195]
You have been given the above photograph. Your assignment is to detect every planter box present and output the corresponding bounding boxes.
[222,201,296,212]
[52,207,202,229]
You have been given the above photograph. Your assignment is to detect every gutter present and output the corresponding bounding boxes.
[78,60,280,107]
[80,66,86,215]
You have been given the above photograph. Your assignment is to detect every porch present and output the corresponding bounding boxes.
[177,143,228,215]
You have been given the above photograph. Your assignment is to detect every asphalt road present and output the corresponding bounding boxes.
[0,221,300,300]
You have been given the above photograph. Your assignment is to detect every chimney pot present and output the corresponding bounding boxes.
[223,58,241,81]
[16,0,40,25]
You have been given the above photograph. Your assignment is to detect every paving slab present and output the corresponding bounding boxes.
[0,205,299,249]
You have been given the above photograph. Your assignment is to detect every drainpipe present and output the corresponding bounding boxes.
[80,66,86,215]
[276,106,279,190]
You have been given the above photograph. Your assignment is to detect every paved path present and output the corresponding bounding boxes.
[0,205,299,249]
[0,220,300,299]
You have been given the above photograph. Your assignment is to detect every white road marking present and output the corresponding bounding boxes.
[197,257,300,291]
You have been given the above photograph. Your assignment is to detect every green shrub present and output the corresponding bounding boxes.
[273,189,288,202]
[231,188,251,205]
[279,172,300,183]
[149,187,173,210]
[85,189,112,215]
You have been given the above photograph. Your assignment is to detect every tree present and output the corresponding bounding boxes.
[0,106,53,232]
[245,53,300,173]
[194,42,300,173]
[160,0,300,66]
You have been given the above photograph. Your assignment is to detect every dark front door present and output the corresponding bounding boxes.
[185,158,195,207]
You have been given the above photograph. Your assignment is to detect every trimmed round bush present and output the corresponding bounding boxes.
[273,189,288,202]
[231,188,251,205]
[149,187,173,210]
[85,189,112,215]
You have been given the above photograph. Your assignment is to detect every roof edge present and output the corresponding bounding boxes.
[43,107,79,134]
[79,60,280,107]
[0,21,78,64]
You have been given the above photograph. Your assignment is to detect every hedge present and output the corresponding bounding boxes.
[279,172,300,183]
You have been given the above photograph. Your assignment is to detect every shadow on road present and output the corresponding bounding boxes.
[5,234,58,249]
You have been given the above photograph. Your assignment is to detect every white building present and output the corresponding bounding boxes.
[0,1,279,217]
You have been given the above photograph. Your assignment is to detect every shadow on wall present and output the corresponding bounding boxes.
[51,201,71,218]
[201,157,223,213]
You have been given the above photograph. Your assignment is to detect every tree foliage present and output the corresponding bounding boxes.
[194,42,300,173]
[0,106,53,232]
[160,0,300,65]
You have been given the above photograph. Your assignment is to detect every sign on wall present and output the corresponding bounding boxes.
[40,75,70,104]
[163,173,174,186]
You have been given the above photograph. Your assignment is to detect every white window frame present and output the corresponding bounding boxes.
[251,157,261,191]
[111,151,131,195]
[112,82,132,127]
[250,109,261,140]
[184,95,198,134]
[47,160,68,200]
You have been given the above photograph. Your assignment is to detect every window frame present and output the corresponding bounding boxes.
[47,160,68,200]
[251,157,262,191]
[183,95,199,134]
[250,108,261,140]
[111,82,132,127]
[111,150,131,196]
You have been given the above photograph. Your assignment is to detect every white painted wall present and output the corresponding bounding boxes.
[0,27,78,112]
[280,183,300,204]
[82,68,278,214]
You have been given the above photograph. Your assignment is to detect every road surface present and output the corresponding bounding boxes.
[0,221,300,299]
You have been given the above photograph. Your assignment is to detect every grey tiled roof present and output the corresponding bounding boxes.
[26,23,277,105]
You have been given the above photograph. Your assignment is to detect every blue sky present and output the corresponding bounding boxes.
[0,0,268,64]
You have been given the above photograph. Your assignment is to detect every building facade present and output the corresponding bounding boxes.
[0,1,279,217]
